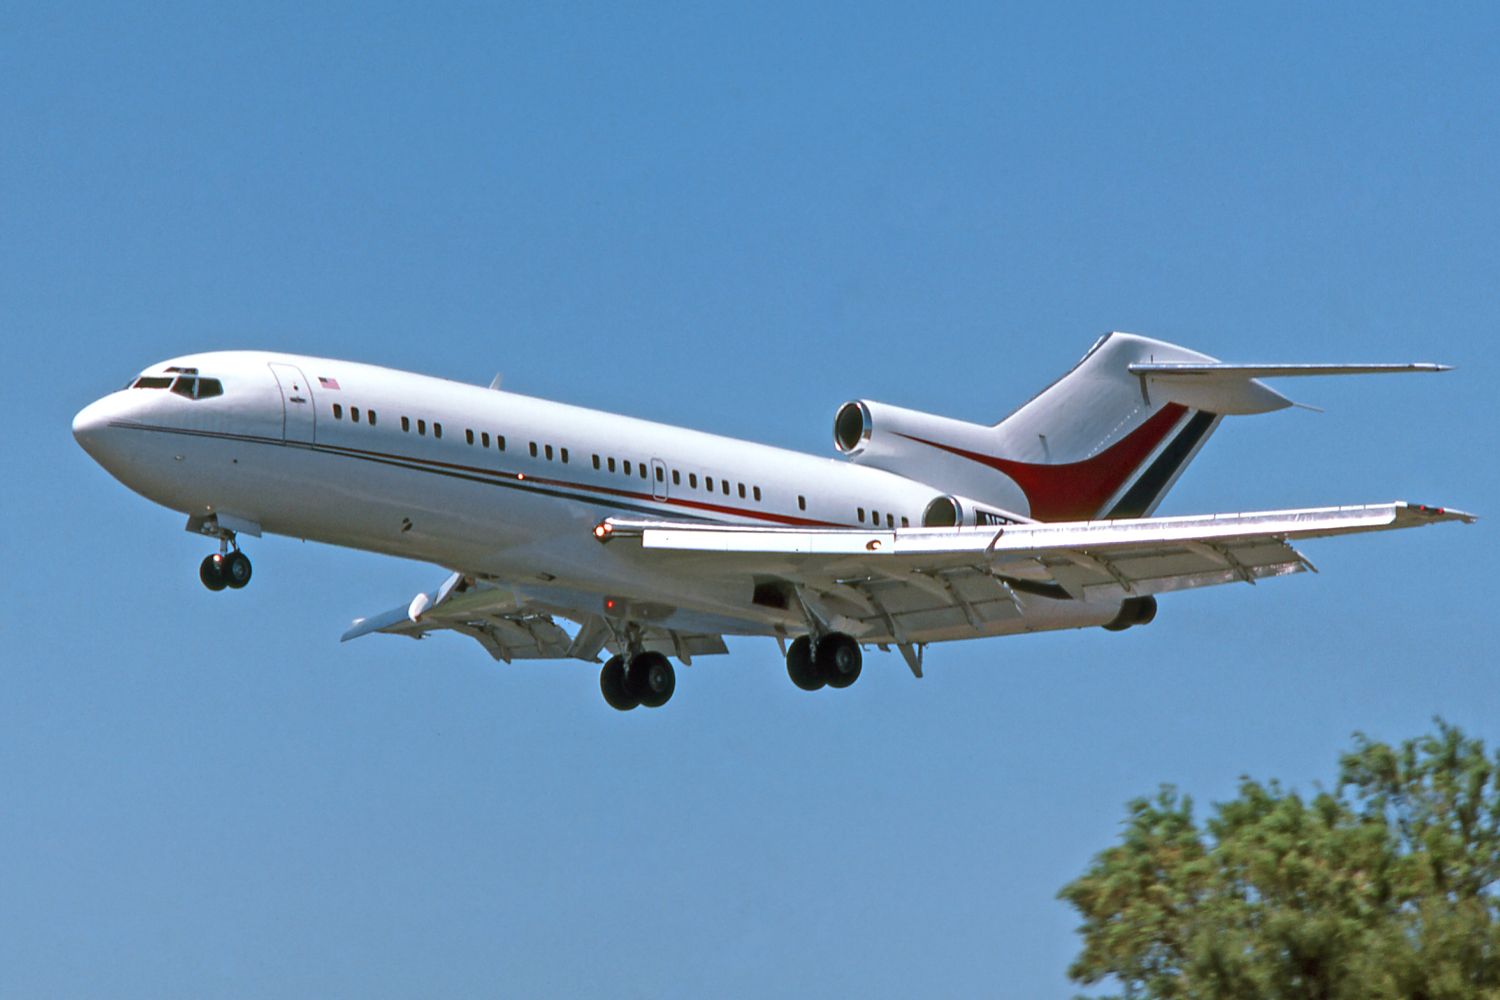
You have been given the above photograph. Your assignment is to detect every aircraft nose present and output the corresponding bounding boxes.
[72,397,114,458]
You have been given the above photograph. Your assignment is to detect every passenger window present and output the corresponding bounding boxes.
[332,403,343,419]
[721,479,729,495]
[672,470,680,485]
[545,444,553,461]
[466,429,474,445]
[689,473,698,489]
[433,423,442,439]
[417,419,426,436]
[738,483,746,498]
[705,476,714,491]
[497,435,506,451]
[858,507,865,521]
[753,486,761,501]
[641,465,648,480]
[624,460,632,476]
[887,513,895,528]
[872,510,880,524]
[481,432,490,448]
[561,448,569,463]
[592,454,601,470]
[798,495,807,511]
[351,406,360,422]
[530,442,538,457]
[901,516,909,527]
[608,457,616,472]
[368,409,376,426]
[402,416,410,432]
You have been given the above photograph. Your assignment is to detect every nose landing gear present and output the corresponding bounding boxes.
[199,535,252,592]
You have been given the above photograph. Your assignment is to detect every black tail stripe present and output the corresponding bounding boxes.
[1105,411,1219,519]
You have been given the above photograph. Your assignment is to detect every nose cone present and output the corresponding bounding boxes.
[73,397,114,459]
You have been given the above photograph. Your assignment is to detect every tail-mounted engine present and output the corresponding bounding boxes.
[833,399,1032,514]
[920,493,1030,528]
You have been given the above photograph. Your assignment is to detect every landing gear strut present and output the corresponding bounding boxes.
[199,533,252,592]
[785,632,863,692]
[600,650,677,711]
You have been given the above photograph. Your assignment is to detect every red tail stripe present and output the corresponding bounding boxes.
[896,403,1188,521]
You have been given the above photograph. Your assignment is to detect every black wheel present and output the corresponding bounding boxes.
[1104,596,1157,632]
[600,655,638,711]
[628,651,675,709]
[786,635,824,691]
[817,633,862,689]
[199,554,227,591]
[223,551,252,589]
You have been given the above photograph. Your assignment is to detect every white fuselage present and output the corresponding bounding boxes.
[73,351,1121,642]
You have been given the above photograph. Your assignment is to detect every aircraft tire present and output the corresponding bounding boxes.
[1103,595,1157,632]
[600,655,638,711]
[223,551,253,590]
[786,636,823,691]
[817,633,862,689]
[631,651,675,709]
[199,554,228,591]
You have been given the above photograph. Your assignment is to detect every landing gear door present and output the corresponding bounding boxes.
[269,363,316,444]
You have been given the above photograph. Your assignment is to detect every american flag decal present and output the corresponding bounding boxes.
[318,376,341,390]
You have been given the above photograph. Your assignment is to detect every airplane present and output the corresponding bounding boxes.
[73,332,1474,711]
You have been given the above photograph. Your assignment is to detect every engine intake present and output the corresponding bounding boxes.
[921,494,1029,528]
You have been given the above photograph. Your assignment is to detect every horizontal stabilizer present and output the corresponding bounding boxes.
[1129,362,1451,377]
[1125,360,1450,415]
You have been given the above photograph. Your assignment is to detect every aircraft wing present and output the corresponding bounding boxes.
[341,572,728,664]
[597,501,1473,638]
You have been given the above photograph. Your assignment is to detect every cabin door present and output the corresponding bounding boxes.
[268,363,317,444]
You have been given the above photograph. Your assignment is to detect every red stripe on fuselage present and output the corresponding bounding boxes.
[895,403,1189,521]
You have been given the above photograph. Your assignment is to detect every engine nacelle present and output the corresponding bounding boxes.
[920,493,1030,528]
[833,399,1031,514]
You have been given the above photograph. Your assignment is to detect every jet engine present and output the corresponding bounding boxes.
[832,399,1031,513]
[920,493,1029,528]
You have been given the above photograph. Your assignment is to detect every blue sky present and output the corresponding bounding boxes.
[4,4,1497,996]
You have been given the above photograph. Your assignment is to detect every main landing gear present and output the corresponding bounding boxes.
[199,534,252,592]
[785,632,862,692]
[600,650,677,711]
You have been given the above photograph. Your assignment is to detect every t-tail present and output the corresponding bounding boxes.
[833,332,1449,524]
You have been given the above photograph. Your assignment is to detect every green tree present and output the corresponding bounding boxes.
[1059,721,1500,999]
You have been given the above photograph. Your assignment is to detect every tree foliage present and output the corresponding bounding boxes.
[1060,721,1500,999]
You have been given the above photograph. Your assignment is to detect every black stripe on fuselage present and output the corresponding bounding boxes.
[1104,410,1219,519]
[107,421,841,527]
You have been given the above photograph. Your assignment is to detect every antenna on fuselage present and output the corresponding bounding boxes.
[488,373,503,391]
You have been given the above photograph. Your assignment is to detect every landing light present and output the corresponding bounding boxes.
[594,522,613,541]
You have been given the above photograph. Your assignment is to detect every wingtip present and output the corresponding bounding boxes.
[1401,502,1478,524]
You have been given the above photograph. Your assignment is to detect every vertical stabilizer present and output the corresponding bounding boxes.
[981,333,1233,520]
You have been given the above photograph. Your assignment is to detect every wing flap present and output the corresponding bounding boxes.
[599,502,1472,628]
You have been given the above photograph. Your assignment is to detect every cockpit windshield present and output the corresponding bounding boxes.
[170,376,223,399]
[129,370,223,398]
